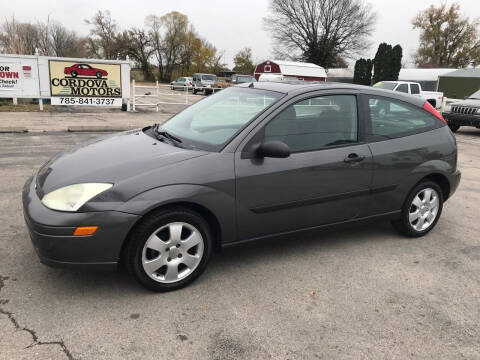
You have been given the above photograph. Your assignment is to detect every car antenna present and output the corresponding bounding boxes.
[248,82,254,88]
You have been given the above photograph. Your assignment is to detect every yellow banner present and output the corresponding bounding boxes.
[49,60,122,97]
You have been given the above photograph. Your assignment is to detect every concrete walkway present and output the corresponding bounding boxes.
[0,110,173,133]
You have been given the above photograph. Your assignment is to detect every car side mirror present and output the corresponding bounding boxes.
[256,141,291,158]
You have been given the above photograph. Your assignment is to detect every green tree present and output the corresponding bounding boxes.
[233,48,255,75]
[372,43,402,83]
[412,3,480,68]
[353,58,373,85]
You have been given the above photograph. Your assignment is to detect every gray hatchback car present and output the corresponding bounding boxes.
[23,82,461,291]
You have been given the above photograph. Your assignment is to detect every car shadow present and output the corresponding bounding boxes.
[38,219,401,296]
[209,219,398,271]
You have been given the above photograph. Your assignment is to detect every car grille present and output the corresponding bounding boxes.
[451,106,478,115]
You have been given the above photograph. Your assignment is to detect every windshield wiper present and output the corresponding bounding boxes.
[153,124,182,144]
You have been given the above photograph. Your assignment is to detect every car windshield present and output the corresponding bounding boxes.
[201,75,216,81]
[160,87,283,150]
[237,76,256,83]
[373,82,397,90]
[468,90,480,100]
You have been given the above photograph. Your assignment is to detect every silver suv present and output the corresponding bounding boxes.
[192,73,217,95]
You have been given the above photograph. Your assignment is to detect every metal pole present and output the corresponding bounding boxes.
[132,80,136,111]
[35,49,44,111]
[155,80,159,112]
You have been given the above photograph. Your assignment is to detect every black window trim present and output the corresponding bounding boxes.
[363,94,444,143]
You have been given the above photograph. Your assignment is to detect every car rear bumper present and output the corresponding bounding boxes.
[447,170,461,199]
[443,112,480,127]
[22,176,140,270]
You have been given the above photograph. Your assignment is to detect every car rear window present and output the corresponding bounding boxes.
[367,97,441,140]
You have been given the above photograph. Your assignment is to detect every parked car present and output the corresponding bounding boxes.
[373,81,444,109]
[64,64,108,78]
[442,89,480,132]
[192,73,217,95]
[170,77,193,91]
[23,82,460,292]
[231,74,257,84]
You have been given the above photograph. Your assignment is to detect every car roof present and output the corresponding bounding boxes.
[237,81,426,107]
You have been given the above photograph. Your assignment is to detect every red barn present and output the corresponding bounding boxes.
[254,60,327,81]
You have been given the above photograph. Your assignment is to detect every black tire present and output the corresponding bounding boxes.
[71,71,78,77]
[193,88,197,95]
[391,180,444,237]
[448,124,460,133]
[125,207,213,292]
[96,72,103,79]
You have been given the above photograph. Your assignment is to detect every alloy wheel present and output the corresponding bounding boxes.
[141,222,204,283]
[408,187,440,232]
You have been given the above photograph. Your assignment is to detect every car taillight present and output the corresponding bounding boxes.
[423,101,446,124]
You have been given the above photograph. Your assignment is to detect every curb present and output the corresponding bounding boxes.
[0,127,28,133]
[67,125,133,132]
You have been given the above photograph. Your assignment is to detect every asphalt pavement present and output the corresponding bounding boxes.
[0,129,479,359]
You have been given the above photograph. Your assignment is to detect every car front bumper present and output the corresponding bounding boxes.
[443,112,480,127]
[22,176,140,270]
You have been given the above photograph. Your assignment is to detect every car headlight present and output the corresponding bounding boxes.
[41,183,113,212]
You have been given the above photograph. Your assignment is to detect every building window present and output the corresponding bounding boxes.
[264,65,271,73]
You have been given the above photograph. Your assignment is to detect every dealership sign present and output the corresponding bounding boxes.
[0,64,22,91]
[49,60,122,106]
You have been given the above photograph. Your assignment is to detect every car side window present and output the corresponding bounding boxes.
[396,84,409,93]
[410,83,420,94]
[264,95,358,152]
[368,97,438,139]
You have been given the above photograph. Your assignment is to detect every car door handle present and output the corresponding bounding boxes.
[344,153,365,163]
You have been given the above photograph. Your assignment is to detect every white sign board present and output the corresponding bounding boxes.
[0,63,22,91]
[0,54,131,107]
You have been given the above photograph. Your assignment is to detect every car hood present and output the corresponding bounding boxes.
[37,129,208,195]
[450,99,480,107]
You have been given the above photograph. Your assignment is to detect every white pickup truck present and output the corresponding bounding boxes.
[373,81,444,110]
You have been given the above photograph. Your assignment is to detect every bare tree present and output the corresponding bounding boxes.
[117,28,154,81]
[85,10,119,59]
[0,17,39,55]
[50,21,85,57]
[264,0,376,69]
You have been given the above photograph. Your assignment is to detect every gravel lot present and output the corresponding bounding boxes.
[0,129,479,359]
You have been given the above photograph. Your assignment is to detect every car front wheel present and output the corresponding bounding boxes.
[126,207,213,292]
[392,181,443,237]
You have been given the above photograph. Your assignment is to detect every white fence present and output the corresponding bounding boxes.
[131,80,224,112]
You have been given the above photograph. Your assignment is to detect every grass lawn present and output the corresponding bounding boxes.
[0,102,55,112]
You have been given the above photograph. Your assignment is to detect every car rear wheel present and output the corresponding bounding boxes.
[71,71,78,77]
[126,207,213,292]
[391,181,443,237]
[448,124,460,133]
[96,72,103,79]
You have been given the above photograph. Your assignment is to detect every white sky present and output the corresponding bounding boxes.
[2,0,480,68]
